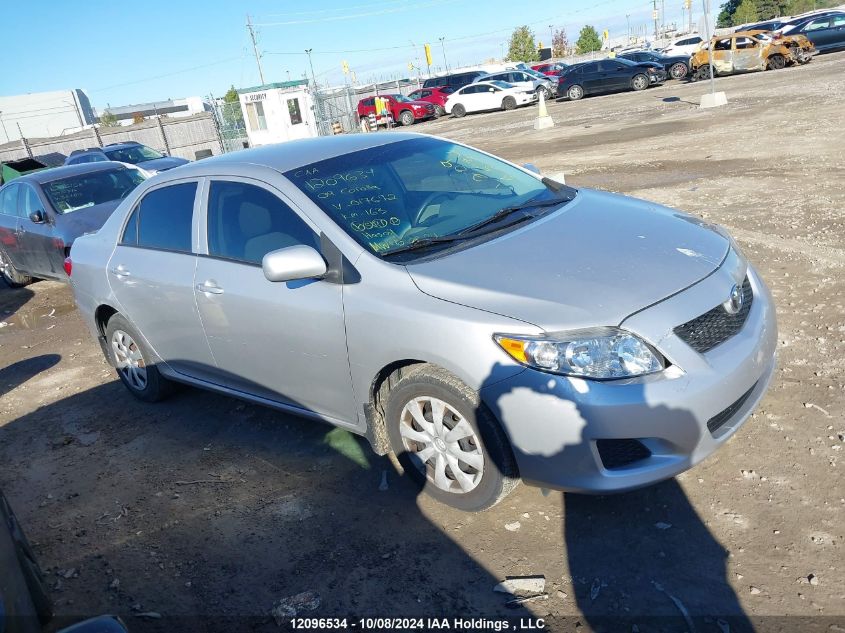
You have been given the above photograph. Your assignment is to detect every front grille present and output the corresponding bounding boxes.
[597,439,652,470]
[674,276,753,353]
[707,382,758,434]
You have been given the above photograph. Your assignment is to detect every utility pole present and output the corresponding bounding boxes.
[438,37,448,73]
[548,25,554,54]
[661,0,666,39]
[246,15,266,85]
[305,48,317,89]
[653,0,659,42]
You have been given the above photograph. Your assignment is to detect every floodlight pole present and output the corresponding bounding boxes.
[439,37,449,72]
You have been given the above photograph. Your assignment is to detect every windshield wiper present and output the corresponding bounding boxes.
[456,193,573,237]
[383,186,576,258]
[381,233,476,257]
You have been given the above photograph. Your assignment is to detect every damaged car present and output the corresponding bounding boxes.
[690,30,816,79]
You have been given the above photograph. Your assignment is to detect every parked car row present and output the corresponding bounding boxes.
[65,140,189,175]
[738,9,845,53]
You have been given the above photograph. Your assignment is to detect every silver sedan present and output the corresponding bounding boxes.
[67,133,777,511]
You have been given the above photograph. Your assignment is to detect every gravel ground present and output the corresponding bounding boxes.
[1,53,843,633]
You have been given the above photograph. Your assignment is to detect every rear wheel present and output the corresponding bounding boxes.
[502,96,517,110]
[567,84,584,100]
[631,73,649,91]
[384,365,519,511]
[105,313,174,402]
[398,110,415,126]
[669,62,688,79]
[767,54,786,70]
[0,250,32,288]
[451,103,466,118]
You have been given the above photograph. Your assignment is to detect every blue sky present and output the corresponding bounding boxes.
[3,0,699,111]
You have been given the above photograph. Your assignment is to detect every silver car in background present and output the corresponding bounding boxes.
[67,133,777,511]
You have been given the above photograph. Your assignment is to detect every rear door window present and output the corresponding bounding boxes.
[135,182,197,252]
[0,185,19,217]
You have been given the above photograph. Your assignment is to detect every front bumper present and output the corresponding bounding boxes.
[480,261,777,493]
[649,71,667,84]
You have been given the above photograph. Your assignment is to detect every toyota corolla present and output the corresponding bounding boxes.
[67,133,777,511]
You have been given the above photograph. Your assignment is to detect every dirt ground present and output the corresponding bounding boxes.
[1,54,844,633]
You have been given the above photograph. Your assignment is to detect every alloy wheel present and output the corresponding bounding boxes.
[398,396,484,494]
[111,329,148,391]
[633,75,648,90]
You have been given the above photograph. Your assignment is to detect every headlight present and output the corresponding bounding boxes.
[494,327,665,379]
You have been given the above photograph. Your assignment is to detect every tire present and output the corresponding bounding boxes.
[669,62,688,79]
[693,65,714,81]
[105,313,174,402]
[631,73,649,91]
[398,110,415,126]
[767,54,786,70]
[502,96,517,110]
[384,365,519,511]
[536,86,552,100]
[567,84,584,100]
[451,103,466,118]
[0,250,32,288]
[1,493,53,624]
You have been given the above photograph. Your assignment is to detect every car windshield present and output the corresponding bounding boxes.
[42,168,146,213]
[103,144,164,164]
[491,80,513,89]
[615,57,638,66]
[391,94,412,103]
[285,137,574,260]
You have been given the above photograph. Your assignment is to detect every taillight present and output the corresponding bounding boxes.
[63,257,72,277]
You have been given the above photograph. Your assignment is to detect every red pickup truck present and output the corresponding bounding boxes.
[356,94,436,126]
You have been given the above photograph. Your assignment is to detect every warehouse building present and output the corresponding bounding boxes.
[0,89,96,142]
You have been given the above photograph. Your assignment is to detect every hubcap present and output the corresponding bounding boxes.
[111,329,148,391]
[399,396,484,494]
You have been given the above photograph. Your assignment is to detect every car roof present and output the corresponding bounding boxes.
[153,133,424,177]
[12,161,131,186]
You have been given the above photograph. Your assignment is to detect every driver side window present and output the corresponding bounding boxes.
[207,181,319,265]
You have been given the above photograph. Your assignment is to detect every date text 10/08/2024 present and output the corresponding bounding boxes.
[291,617,547,630]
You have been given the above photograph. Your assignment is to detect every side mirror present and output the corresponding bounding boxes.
[29,210,46,223]
[522,163,541,175]
[262,246,327,283]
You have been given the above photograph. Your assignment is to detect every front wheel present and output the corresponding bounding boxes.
[0,251,32,288]
[502,96,517,110]
[631,73,649,91]
[398,110,415,126]
[384,365,519,511]
[105,313,174,402]
[767,54,786,70]
[669,62,688,79]
[536,85,552,100]
[567,84,584,100]
[434,105,446,117]
[451,103,466,118]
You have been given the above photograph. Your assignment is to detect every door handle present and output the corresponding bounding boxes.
[196,282,224,295]
[109,266,131,277]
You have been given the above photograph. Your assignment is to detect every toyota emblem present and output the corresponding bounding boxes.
[724,283,743,314]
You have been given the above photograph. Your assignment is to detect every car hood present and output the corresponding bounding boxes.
[57,199,122,241]
[137,156,189,172]
[636,61,666,70]
[406,189,729,330]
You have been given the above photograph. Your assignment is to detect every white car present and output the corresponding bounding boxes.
[445,81,536,118]
[660,33,705,56]
[477,69,555,99]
